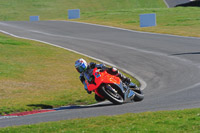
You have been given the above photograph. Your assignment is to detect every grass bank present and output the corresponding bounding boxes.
[0,0,199,127]
[79,7,200,37]
[0,33,139,115]
[0,108,200,132]
[1,0,200,37]
[0,0,165,21]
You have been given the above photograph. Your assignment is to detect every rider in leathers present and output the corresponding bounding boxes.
[75,58,135,102]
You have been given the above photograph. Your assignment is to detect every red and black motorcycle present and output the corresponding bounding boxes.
[84,68,144,104]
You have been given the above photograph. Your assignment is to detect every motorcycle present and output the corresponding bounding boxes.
[84,68,144,104]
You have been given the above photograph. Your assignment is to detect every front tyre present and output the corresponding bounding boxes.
[98,85,124,104]
[129,85,144,102]
[133,89,144,102]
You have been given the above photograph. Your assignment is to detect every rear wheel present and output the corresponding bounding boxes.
[98,85,124,104]
[95,94,105,102]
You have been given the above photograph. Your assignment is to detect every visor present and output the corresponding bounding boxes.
[76,65,86,73]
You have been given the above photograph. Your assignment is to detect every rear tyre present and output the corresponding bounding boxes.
[98,85,124,105]
[95,94,105,102]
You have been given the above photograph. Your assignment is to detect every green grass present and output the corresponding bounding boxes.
[1,0,200,37]
[0,0,166,21]
[0,108,200,132]
[0,33,139,115]
[79,7,200,37]
[0,0,200,129]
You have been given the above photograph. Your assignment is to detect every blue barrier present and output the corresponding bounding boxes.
[30,16,39,21]
[140,13,156,27]
[68,9,80,19]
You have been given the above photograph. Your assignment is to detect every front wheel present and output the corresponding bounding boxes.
[98,85,124,105]
[132,89,144,102]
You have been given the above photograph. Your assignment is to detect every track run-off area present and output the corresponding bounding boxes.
[0,21,200,127]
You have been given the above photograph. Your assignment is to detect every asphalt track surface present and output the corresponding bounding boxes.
[164,0,191,7]
[0,21,200,127]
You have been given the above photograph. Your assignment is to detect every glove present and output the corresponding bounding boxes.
[83,81,91,94]
[89,62,96,69]
[100,64,108,72]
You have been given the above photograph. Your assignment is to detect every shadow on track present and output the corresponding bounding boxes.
[54,101,116,111]
[171,52,200,56]
[27,101,116,111]
[27,104,53,109]
[175,1,200,7]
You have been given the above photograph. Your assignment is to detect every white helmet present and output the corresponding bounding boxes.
[75,58,87,73]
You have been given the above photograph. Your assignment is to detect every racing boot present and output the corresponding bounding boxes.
[117,73,131,85]
[86,89,92,94]
[129,83,138,90]
[117,72,139,91]
[124,77,131,85]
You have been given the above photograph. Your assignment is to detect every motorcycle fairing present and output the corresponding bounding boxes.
[86,68,121,98]
[86,68,120,91]
[85,68,136,102]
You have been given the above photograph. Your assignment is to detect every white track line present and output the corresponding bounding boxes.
[1,19,200,90]
[58,20,200,40]
[0,29,147,90]
[1,20,199,90]
[29,29,200,69]
[163,0,170,8]
[0,116,18,120]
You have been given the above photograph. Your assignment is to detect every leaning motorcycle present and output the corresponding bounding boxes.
[84,68,144,104]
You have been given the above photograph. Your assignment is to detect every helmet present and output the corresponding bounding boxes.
[75,58,87,73]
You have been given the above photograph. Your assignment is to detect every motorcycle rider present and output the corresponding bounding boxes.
[75,58,136,102]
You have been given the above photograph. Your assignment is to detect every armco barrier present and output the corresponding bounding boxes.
[140,13,156,27]
[30,16,39,21]
[68,9,80,19]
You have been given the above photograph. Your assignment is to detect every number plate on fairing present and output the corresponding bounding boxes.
[95,72,101,78]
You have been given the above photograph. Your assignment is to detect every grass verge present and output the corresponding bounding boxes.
[0,33,139,115]
[0,0,166,21]
[0,108,200,132]
[0,0,199,129]
[1,0,200,37]
[78,7,200,37]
